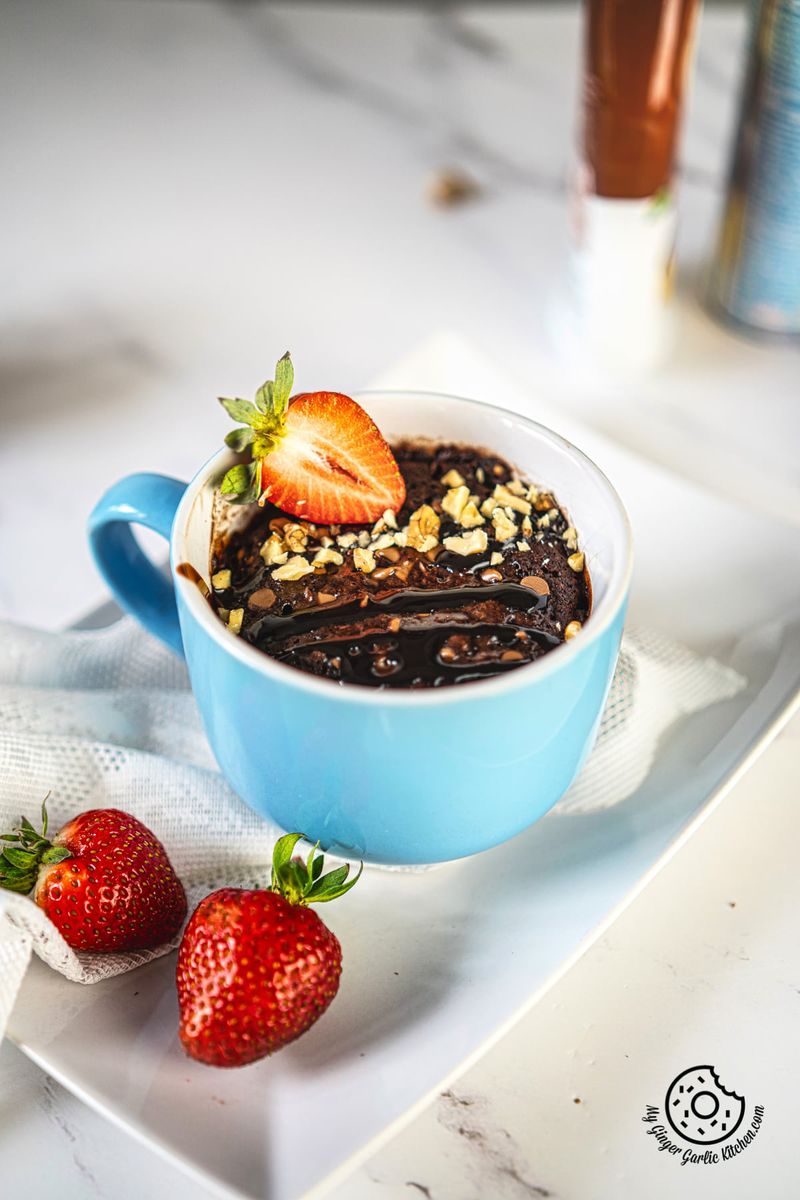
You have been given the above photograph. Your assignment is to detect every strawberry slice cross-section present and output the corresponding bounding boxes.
[218,354,406,524]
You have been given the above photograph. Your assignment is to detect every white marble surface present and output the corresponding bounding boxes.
[4,710,798,1200]
[327,716,800,1200]
[1,2,799,1198]
[1,0,798,633]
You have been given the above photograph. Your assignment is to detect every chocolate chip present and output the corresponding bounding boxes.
[372,566,396,581]
[372,654,400,677]
[520,575,550,596]
[248,587,276,610]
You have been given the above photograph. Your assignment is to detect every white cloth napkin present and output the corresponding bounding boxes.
[0,616,744,1040]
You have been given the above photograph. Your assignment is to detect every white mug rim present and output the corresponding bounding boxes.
[171,389,633,708]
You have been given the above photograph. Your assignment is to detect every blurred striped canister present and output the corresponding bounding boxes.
[710,0,800,336]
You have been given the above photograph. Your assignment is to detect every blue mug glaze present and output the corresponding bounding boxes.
[88,391,632,864]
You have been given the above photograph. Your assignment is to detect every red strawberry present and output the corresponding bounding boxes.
[0,801,187,953]
[176,833,360,1068]
[218,353,405,523]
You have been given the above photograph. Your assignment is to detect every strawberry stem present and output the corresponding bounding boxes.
[0,797,71,896]
[218,352,295,505]
[270,833,362,906]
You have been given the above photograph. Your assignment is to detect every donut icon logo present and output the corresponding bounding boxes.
[664,1065,746,1146]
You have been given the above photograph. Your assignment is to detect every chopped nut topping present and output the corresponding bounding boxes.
[537,511,553,530]
[353,546,377,574]
[442,528,489,556]
[319,534,334,548]
[357,529,371,548]
[505,478,526,497]
[271,555,315,581]
[336,532,358,549]
[516,540,531,551]
[312,546,344,566]
[441,485,470,523]
[211,569,232,590]
[371,517,387,536]
[406,504,441,552]
[475,466,486,484]
[564,620,582,641]
[567,552,585,573]
[227,608,244,635]
[382,509,398,529]
[393,529,408,547]
[260,534,289,566]
[388,616,402,633]
[562,526,579,551]
[533,492,556,512]
[491,507,518,543]
[480,568,503,583]
[459,500,485,529]
[379,545,401,563]
[492,484,531,515]
[521,515,533,538]
[490,551,504,566]
[317,592,336,604]
[480,496,498,518]
[440,468,466,488]
[283,523,308,553]
[371,532,396,551]
[500,649,524,662]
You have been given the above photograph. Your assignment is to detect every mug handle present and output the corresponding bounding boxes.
[88,473,188,656]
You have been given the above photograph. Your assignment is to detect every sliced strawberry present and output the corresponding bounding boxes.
[259,391,405,523]
[218,354,406,523]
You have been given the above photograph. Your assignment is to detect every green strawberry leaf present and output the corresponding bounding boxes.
[0,870,36,894]
[219,397,262,427]
[41,845,72,865]
[1,847,38,870]
[255,380,274,414]
[272,352,294,418]
[220,462,259,504]
[272,832,304,878]
[224,427,255,452]
[0,796,64,897]
[217,353,295,504]
[306,861,362,903]
[269,833,362,907]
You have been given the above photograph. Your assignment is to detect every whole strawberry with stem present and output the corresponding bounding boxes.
[218,351,406,523]
[177,833,360,1068]
[0,799,187,952]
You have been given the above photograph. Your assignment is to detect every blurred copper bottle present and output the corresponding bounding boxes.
[709,0,800,337]
[569,0,701,373]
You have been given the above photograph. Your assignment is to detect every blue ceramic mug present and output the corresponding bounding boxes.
[88,391,632,864]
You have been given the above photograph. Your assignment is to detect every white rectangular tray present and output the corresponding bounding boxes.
[9,342,800,1200]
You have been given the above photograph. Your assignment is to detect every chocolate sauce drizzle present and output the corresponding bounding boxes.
[196,440,590,690]
[244,583,559,688]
